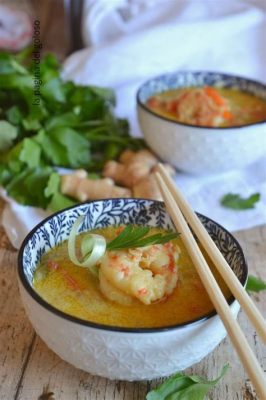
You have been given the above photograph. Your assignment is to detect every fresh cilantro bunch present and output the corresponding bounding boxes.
[0,49,144,211]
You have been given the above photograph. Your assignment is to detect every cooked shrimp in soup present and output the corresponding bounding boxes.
[33,225,231,328]
[99,242,179,305]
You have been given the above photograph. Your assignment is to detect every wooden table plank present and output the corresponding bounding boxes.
[0,238,35,400]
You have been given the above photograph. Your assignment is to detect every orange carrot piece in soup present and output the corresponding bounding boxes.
[204,86,226,106]
[147,96,161,108]
[223,110,233,120]
[166,99,179,113]
[60,269,83,291]
[47,260,59,270]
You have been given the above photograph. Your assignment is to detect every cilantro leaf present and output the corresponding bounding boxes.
[44,112,80,130]
[44,172,61,198]
[5,167,52,208]
[48,191,76,213]
[44,172,76,212]
[220,193,260,210]
[246,275,266,293]
[6,106,23,125]
[0,121,18,152]
[0,49,146,212]
[19,138,42,168]
[0,52,28,74]
[146,364,229,400]
[36,127,90,168]
[42,77,66,103]
[106,225,179,251]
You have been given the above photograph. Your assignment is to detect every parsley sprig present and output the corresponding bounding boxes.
[146,364,229,399]
[106,225,180,251]
[0,50,145,213]
[246,275,266,293]
[220,193,260,210]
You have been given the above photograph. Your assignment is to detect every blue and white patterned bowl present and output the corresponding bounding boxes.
[137,71,266,175]
[18,199,247,380]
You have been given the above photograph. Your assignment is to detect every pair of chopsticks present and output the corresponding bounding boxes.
[155,164,266,399]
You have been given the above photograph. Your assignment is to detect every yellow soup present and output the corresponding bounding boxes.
[33,226,231,328]
[146,86,266,127]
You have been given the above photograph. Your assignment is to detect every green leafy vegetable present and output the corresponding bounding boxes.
[106,225,180,251]
[47,191,76,213]
[246,275,266,293]
[5,167,53,208]
[146,364,229,400]
[19,138,42,168]
[0,49,146,212]
[6,106,23,125]
[44,172,76,212]
[220,193,260,210]
[35,127,91,168]
[0,121,18,152]
[44,172,61,198]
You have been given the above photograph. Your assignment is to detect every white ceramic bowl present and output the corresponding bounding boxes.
[18,199,247,381]
[137,71,266,175]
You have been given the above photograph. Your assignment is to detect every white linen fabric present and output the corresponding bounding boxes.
[2,0,266,249]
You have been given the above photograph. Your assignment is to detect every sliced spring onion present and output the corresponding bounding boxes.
[68,215,106,276]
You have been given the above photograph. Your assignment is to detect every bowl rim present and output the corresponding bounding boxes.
[136,70,266,130]
[17,199,248,334]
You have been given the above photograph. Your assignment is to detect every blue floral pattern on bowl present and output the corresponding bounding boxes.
[20,199,247,290]
[137,71,266,103]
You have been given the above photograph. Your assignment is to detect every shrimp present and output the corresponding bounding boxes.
[98,243,180,305]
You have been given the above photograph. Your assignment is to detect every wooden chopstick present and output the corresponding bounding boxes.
[157,163,266,344]
[155,171,266,399]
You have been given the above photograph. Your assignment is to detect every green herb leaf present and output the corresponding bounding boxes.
[146,364,229,400]
[106,225,179,251]
[6,106,23,125]
[0,49,146,212]
[0,52,28,74]
[36,127,90,168]
[5,167,52,208]
[42,78,66,103]
[246,275,266,293]
[19,138,42,168]
[44,172,61,198]
[0,121,18,152]
[47,191,76,213]
[220,193,260,210]
[44,112,80,130]
[44,172,76,212]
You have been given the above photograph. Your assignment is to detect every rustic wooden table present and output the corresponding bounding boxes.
[0,197,265,400]
[0,1,265,398]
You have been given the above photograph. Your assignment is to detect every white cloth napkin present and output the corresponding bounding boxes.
[2,0,266,249]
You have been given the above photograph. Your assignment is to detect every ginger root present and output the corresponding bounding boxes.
[60,150,175,203]
[103,149,175,200]
[119,149,158,166]
[103,159,151,187]
[103,149,163,188]
[61,170,131,201]
[133,174,163,201]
